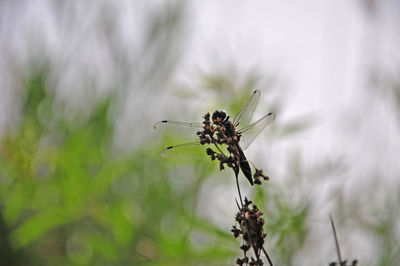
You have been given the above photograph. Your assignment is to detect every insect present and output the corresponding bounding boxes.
[153,90,275,185]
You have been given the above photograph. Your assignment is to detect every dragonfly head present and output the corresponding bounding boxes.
[212,110,236,136]
[212,110,227,123]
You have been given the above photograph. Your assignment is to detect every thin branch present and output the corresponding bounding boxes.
[234,172,243,207]
[211,140,227,158]
[235,198,241,210]
[262,247,273,266]
[329,214,343,264]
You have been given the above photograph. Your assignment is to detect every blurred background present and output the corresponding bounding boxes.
[0,0,399,265]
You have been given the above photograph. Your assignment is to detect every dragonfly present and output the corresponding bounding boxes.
[153,90,276,185]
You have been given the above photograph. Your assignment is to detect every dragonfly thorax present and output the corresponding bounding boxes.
[224,120,236,137]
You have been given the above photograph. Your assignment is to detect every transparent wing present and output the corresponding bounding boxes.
[238,112,276,150]
[160,142,210,159]
[153,120,203,140]
[233,90,261,129]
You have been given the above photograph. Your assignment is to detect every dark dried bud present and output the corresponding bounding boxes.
[242,231,249,241]
[244,197,252,206]
[236,257,249,266]
[240,244,250,252]
[231,226,241,238]
[216,153,226,161]
[249,257,263,266]
[253,168,269,182]
[206,148,215,155]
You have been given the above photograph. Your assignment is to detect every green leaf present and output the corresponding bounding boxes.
[10,209,72,249]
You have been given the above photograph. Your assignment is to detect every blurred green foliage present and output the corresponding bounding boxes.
[0,68,315,265]
[0,71,239,265]
[6,64,397,266]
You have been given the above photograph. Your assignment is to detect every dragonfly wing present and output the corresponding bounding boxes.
[153,120,203,140]
[238,112,276,150]
[233,90,261,129]
[160,142,210,159]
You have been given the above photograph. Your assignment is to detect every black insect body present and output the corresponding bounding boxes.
[209,110,254,185]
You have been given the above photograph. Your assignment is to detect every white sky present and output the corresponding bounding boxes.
[180,1,400,264]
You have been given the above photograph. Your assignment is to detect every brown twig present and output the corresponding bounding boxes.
[262,247,273,266]
[329,214,343,264]
[234,171,244,207]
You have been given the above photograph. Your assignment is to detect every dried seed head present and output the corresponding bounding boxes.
[232,197,268,265]
[236,257,249,265]
[253,168,270,185]
[231,226,241,238]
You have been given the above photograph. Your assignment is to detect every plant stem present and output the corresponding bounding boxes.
[235,172,243,207]
[329,214,343,264]
[212,140,226,157]
[262,247,273,266]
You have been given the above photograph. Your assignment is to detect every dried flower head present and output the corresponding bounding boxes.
[230,197,272,266]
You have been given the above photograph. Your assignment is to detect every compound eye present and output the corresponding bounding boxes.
[219,110,227,120]
[212,110,220,121]
[212,110,226,121]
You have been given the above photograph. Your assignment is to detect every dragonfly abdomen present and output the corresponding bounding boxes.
[238,146,253,185]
